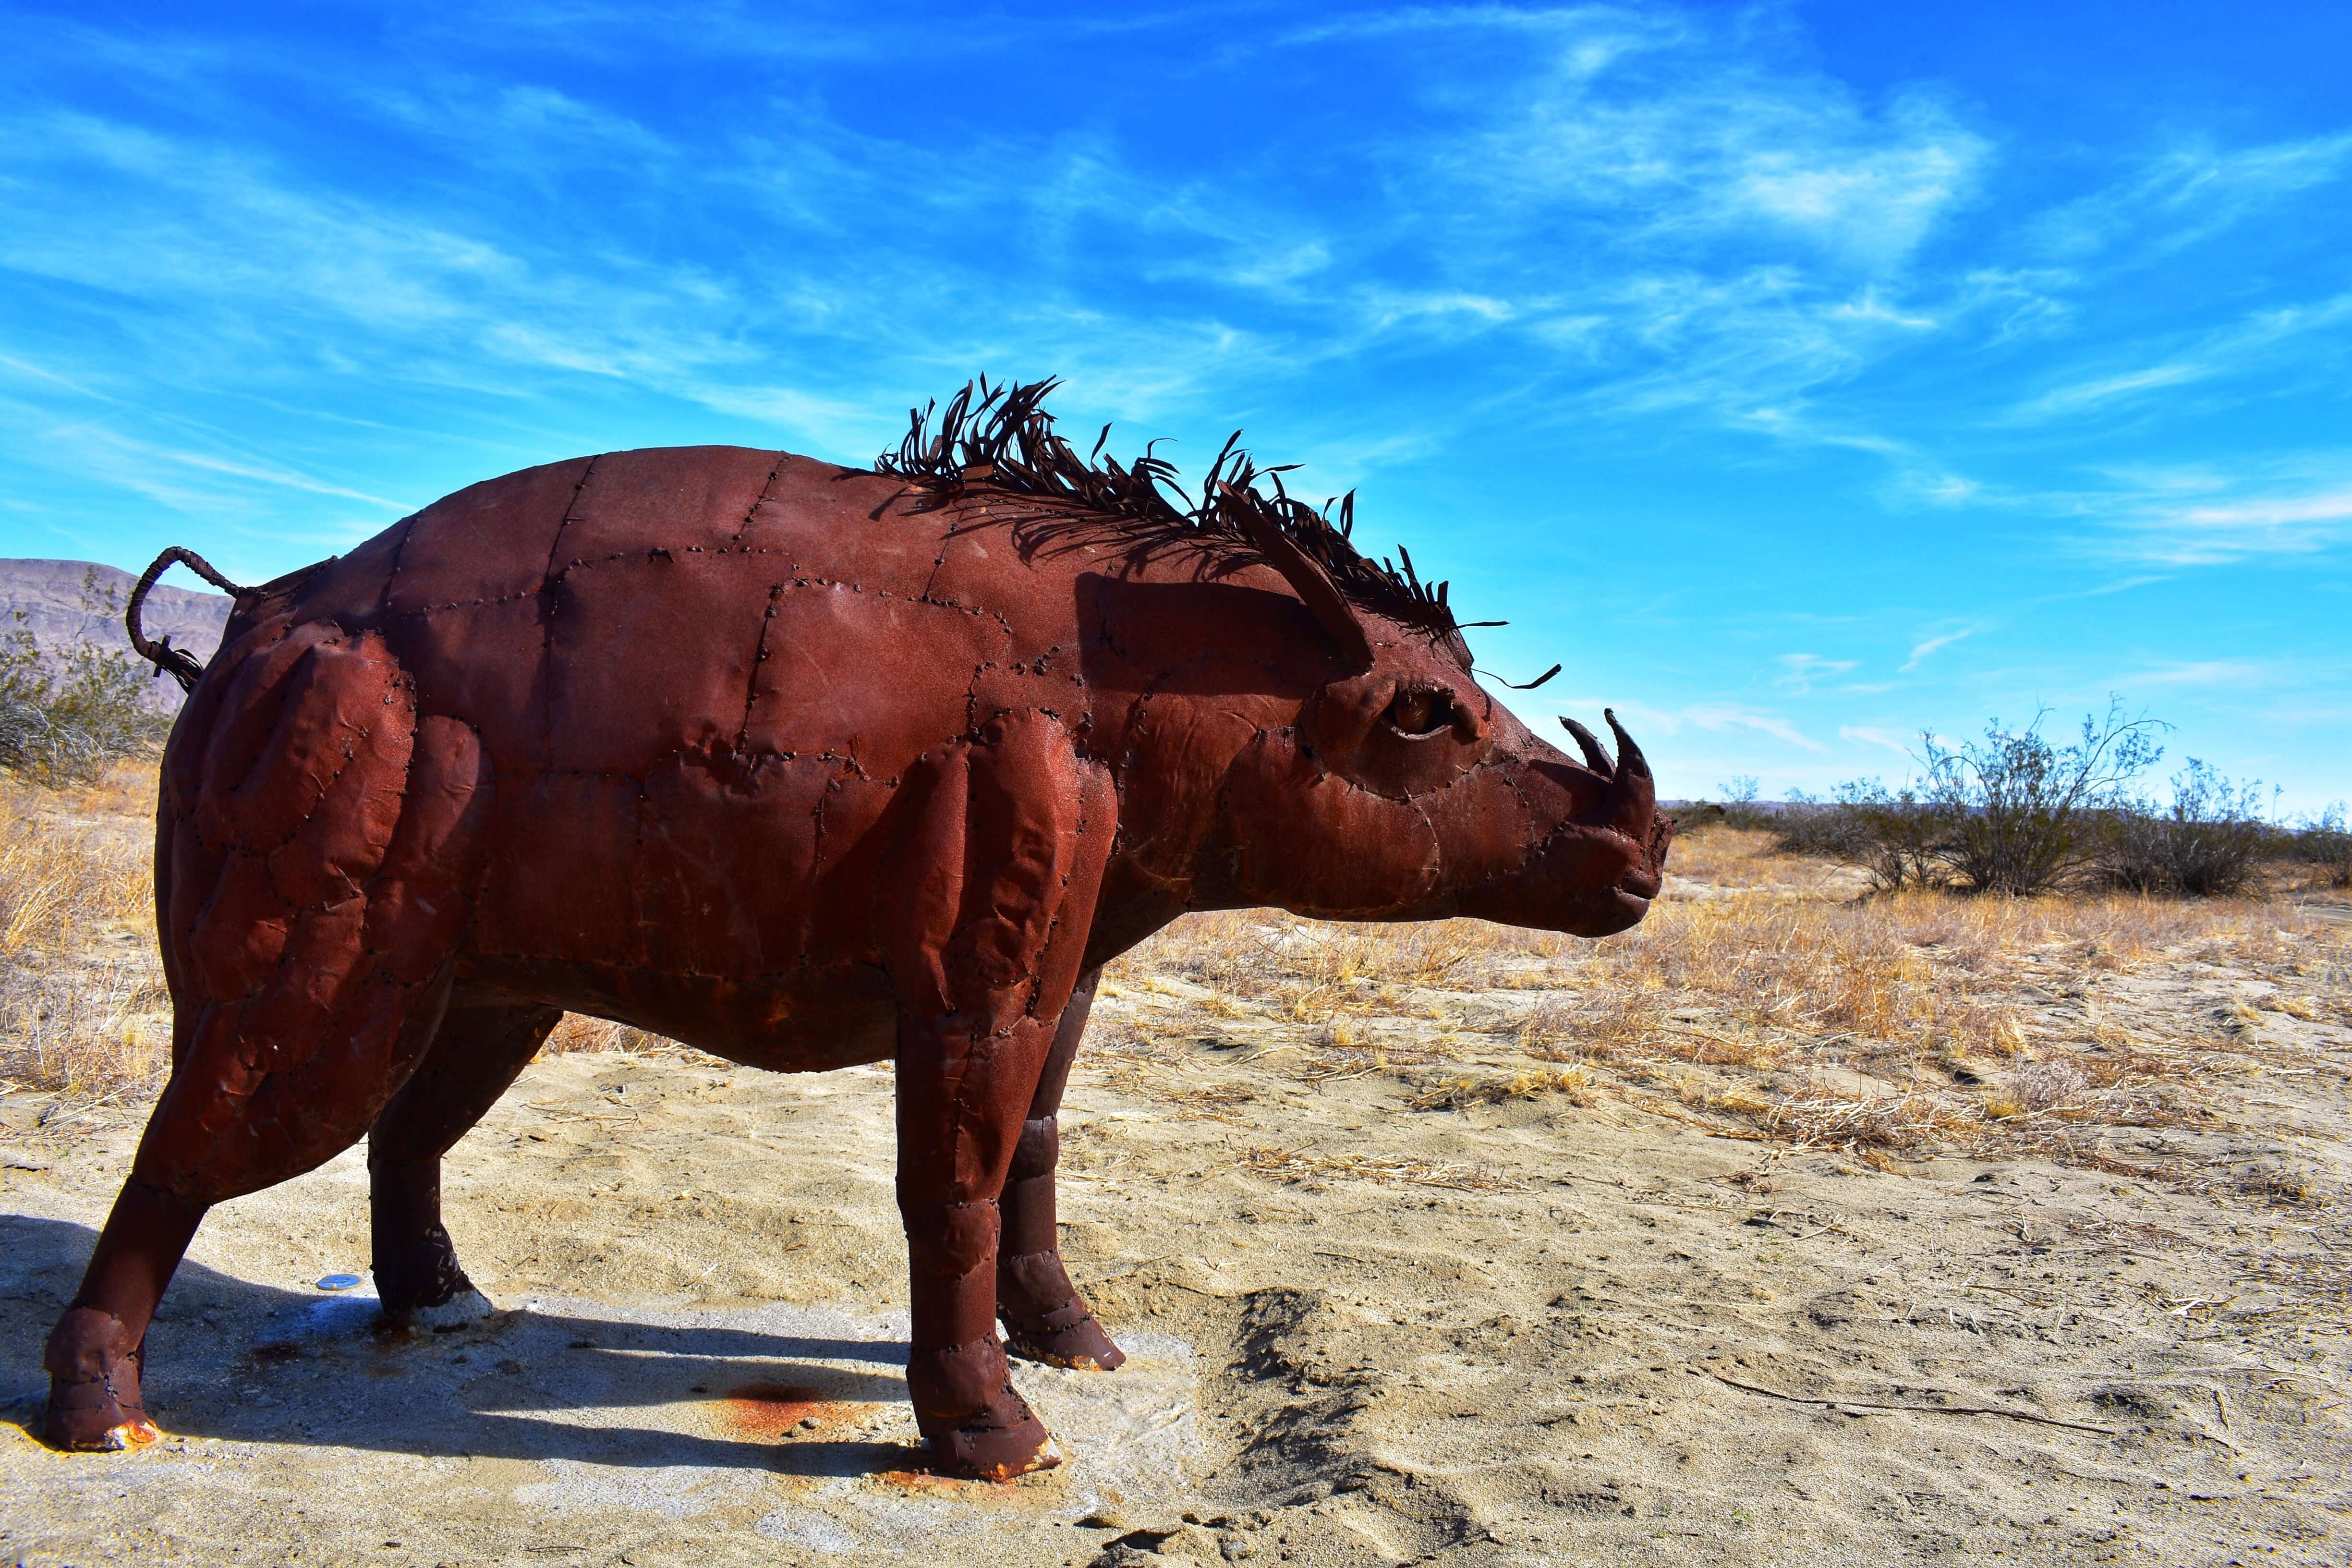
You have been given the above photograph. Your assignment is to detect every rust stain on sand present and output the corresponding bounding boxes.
[872,1465,1061,1501]
[723,1381,853,1441]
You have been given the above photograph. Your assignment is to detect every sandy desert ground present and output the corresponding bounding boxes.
[1,790,2348,1567]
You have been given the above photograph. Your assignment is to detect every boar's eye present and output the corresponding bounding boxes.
[1383,687,1456,739]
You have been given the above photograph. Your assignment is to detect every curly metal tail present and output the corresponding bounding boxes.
[127,547,252,694]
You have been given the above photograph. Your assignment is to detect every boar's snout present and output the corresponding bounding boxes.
[1459,709,1674,937]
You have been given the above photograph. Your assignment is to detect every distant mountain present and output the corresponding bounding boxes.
[0,558,233,709]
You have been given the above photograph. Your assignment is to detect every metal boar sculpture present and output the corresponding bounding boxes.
[47,379,1672,1478]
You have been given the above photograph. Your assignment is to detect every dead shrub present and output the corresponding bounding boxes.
[1407,1066,1596,1111]
[2010,1059,2093,1114]
[2283,806,2352,888]
[1515,995,1576,1056]
[2101,761,2273,897]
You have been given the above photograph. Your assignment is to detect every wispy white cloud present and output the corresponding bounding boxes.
[1449,54,1985,273]
[0,0,2014,519]
[2046,455,2352,565]
[2009,363,2207,421]
[1838,725,1917,761]
[2148,484,2352,562]
[1274,5,1666,47]
[5,7,2338,514]
[1774,651,1857,693]
[47,0,2327,536]
[1902,623,1982,671]
[1680,703,1825,752]
[2028,130,2352,264]
[2129,660,2265,688]
[24,415,404,521]
[2004,292,2352,425]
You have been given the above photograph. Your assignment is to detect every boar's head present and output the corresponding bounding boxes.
[1194,505,1673,939]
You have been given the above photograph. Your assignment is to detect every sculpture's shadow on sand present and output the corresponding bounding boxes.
[2,1215,922,1477]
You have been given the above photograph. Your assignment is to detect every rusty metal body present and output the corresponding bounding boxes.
[45,385,1671,1477]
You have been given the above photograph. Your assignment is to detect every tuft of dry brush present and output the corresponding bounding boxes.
[541,1014,667,1055]
[1407,1066,1597,1111]
[0,764,170,1102]
[1238,1144,1530,1193]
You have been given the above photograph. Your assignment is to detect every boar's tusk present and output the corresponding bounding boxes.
[1603,709,1649,780]
[1559,716,1615,778]
[1602,709,1656,838]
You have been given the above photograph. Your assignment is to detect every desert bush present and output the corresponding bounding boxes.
[1767,799,1862,860]
[2102,760,2273,897]
[1715,776,1783,832]
[1775,782,1950,890]
[1670,776,1783,837]
[1794,704,2165,895]
[1842,781,1950,890]
[1786,712,2321,903]
[1775,706,2170,896]
[1922,702,2165,895]
[1667,801,1727,836]
[0,574,173,786]
[2282,804,2352,889]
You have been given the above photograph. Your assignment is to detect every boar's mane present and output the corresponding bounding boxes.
[874,377,1475,668]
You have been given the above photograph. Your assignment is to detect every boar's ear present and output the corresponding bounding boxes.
[1229,489,1376,674]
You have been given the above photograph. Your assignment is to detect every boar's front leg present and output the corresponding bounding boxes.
[897,1008,1062,1479]
[998,967,1126,1371]
[886,714,1114,1480]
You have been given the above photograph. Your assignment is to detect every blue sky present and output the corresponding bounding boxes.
[4,2,2349,811]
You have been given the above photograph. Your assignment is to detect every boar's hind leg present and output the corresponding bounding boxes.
[368,1004,562,1325]
[45,964,463,1452]
[45,628,494,1451]
[40,1179,205,1451]
[998,966,1126,1372]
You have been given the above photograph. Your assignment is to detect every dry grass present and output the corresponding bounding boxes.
[1237,1144,1531,1193]
[0,764,169,1103]
[1660,826,1867,895]
[524,1009,730,1066]
[1101,859,2350,1199]
[1117,909,1524,1021]
[542,1014,669,1055]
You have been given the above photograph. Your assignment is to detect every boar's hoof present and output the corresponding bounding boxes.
[1003,1302,1128,1372]
[917,1389,1061,1481]
[372,1221,490,1327]
[999,1252,1128,1371]
[42,1307,161,1452]
[382,1287,497,1333]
